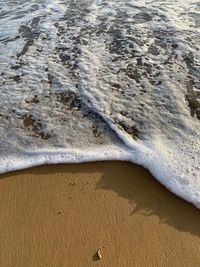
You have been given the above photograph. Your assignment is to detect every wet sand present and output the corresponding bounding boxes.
[0,161,200,266]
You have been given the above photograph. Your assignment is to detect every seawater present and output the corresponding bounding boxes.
[0,0,200,207]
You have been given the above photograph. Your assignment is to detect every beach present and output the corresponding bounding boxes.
[1,0,200,266]
[0,161,200,266]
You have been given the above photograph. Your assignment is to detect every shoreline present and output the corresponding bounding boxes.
[0,161,200,266]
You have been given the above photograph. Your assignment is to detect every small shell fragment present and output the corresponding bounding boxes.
[97,248,102,260]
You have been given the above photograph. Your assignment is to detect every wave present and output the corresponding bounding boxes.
[0,0,200,208]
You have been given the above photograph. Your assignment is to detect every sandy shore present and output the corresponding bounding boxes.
[0,161,200,266]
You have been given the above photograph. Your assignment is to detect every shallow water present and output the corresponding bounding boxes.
[0,0,200,207]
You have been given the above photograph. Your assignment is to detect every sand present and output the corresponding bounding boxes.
[0,161,200,267]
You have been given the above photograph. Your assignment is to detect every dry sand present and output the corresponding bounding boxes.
[0,161,200,267]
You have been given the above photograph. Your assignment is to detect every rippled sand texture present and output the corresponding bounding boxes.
[0,0,200,206]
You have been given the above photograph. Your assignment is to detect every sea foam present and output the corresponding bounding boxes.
[0,0,200,207]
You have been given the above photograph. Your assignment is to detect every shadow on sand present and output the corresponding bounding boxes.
[1,161,200,236]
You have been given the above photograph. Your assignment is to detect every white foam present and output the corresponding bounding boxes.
[0,0,200,209]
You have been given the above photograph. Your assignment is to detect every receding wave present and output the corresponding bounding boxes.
[0,0,200,207]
